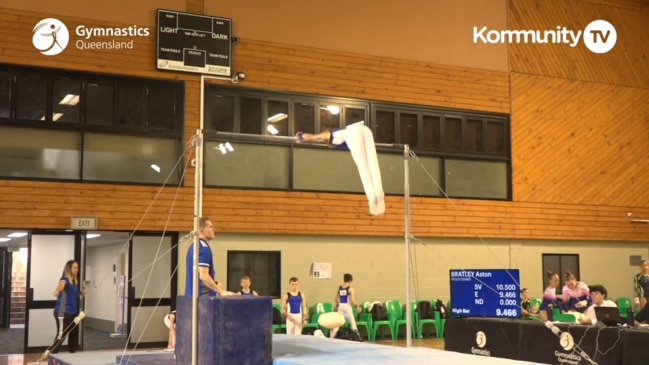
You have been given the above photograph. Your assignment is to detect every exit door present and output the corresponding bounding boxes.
[25,232,80,352]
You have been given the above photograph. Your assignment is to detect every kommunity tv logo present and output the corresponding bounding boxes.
[473,20,617,54]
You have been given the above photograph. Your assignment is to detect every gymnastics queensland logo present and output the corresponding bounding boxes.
[473,19,617,54]
[33,18,70,56]
[470,330,491,356]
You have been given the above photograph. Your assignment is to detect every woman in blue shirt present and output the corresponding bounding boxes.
[52,260,83,353]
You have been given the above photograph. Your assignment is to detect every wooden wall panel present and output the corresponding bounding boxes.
[511,73,649,206]
[1,4,649,242]
[230,41,510,112]
[508,0,649,88]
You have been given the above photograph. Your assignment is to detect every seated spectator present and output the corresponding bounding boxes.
[579,284,617,325]
[539,271,562,321]
[520,288,539,319]
[634,301,649,325]
[562,270,592,313]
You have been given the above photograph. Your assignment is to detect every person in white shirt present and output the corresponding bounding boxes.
[579,284,617,325]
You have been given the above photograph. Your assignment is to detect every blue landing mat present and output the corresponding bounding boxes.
[271,335,537,365]
[115,353,174,364]
[48,334,538,365]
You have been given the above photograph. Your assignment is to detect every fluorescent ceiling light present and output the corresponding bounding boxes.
[321,105,340,115]
[267,113,288,123]
[86,234,101,239]
[266,124,279,135]
[41,113,64,121]
[150,164,161,173]
[216,142,235,154]
[8,232,27,238]
[59,94,79,106]
[0,238,10,242]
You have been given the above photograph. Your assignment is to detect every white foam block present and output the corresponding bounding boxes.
[318,312,346,329]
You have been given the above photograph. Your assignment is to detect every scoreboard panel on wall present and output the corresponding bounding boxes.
[450,269,521,318]
[156,9,232,77]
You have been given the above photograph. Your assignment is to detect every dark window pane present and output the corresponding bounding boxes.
[319,104,340,131]
[345,107,365,126]
[542,254,579,296]
[16,74,46,121]
[116,84,144,127]
[445,159,508,199]
[486,121,505,155]
[267,100,289,136]
[465,119,483,153]
[83,133,179,184]
[0,73,10,118]
[207,93,234,132]
[375,110,395,144]
[444,117,462,151]
[206,141,289,188]
[422,115,441,151]
[400,113,418,147]
[52,77,81,124]
[240,97,262,134]
[294,102,314,134]
[227,251,281,298]
[148,83,177,130]
[86,83,114,126]
[0,127,79,179]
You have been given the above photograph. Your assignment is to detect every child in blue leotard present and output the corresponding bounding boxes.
[282,277,308,335]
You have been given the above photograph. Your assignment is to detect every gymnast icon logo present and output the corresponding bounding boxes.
[559,332,574,351]
[475,331,487,348]
[32,18,70,56]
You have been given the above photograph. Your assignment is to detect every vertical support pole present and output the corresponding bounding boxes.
[404,144,412,347]
[191,75,207,365]
[192,129,203,365]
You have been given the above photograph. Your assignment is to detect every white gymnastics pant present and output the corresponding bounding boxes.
[286,312,304,335]
[331,303,357,338]
[332,123,385,215]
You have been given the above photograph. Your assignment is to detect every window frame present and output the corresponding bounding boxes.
[226,250,282,298]
[542,253,580,296]
[202,85,512,200]
[0,64,185,185]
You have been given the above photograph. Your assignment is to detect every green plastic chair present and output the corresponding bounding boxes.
[526,298,543,321]
[415,300,438,339]
[430,299,447,338]
[386,300,417,341]
[353,305,371,340]
[361,301,374,340]
[313,302,335,336]
[272,303,286,333]
[302,303,320,334]
[616,297,633,317]
[386,300,405,341]
[552,307,577,323]
[370,301,392,342]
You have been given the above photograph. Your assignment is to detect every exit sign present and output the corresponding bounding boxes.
[71,216,98,230]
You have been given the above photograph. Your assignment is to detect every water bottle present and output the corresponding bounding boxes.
[626,307,634,326]
[547,305,554,322]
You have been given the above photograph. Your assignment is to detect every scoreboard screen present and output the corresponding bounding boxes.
[156,9,232,76]
[449,269,520,318]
